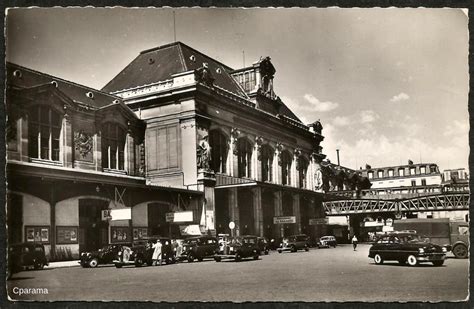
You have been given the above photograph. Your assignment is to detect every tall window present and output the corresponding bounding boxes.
[368,171,374,179]
[209,130,228,174]
[388,169,394,177]
[411,180,416,186]
[298,156,309,189]
[410,167,416,175]
[280,151,292,186]
[102,123,126,170]
[421,179,427,186]
[398,168,405,177]
[420,166,426,174]
[29,105,61,161]
[377,170,384,178]
[237,138,252,178]
[260,145,274,182]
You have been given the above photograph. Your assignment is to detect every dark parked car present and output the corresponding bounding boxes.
[257,237,269,255]
[317,236,337,248]
[8,243,49,279]
[178,236,218,262]
[214,235,260,262]
[80,244,130,268]
[114,237,175,268]
[369,233,447,266]
[277,234,310,253]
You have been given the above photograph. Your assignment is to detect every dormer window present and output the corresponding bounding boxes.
[28,105,61,161]
[368,171,374,179]
[377,170,384,178]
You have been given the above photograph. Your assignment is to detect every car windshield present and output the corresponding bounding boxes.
[183,239,200,245]
[243,238,256,244]
[399,234,429,243]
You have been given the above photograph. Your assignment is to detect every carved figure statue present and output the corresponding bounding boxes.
[194,63,215,87]
[314,168,323,191]
[197,134,211,170]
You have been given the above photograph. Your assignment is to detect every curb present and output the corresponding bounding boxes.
[45,261,81,269]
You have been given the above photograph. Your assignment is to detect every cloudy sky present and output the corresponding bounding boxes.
[6,8,469,171]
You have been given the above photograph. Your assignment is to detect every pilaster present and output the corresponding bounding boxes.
[228,187,239,236]
[273,190,283,237]
[252,187,263,236]
[293,193,301,234]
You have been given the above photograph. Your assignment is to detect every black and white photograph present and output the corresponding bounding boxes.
[4,7,470,302]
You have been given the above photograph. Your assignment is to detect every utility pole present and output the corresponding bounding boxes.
[173,10,177,42]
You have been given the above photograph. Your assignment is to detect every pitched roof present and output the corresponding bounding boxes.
[102,41,248,98]
[6,62,119,109]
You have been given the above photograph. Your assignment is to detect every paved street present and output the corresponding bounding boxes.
[7,244,468,302]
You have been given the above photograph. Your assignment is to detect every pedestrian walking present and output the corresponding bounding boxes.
[152,240,163,266]
[352,235,358,251]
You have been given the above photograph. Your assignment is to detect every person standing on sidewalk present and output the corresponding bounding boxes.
[152,240,163,266]
[351,235,358,251]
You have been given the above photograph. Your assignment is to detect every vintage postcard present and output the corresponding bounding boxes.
[4,7,469,302]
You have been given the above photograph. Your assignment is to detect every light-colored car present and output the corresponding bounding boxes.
[317,236,337,248]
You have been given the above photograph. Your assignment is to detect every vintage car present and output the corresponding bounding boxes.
[178,236,218,262]
[257,237,270,255]
[277,234,310,253]
[369,233,447,266]
[317,236,337,248]
[114,237,175,268]
[80,244,130,268]
[214,235,260,262]
[8,243,49,279]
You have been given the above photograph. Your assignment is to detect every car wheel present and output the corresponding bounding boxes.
[432,260,444,267]
[407,255,418,266]
[291,246,297,253]
[374,254,383,265]
[214,256,221,262]
[135,257,144,267]
[305,247,309,252]
[235,253,242,262]
[115,263,123,268]
[88,258,99,268]
[187,254,195,263]
[197,257,203,262]
[453,244,468,259]
[277,249,282,254]
[34,262,44,270]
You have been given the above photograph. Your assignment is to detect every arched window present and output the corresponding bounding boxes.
[298,156,309,189]
[28,105,61,161]
[102,123,126,170]
[237,138,252,178]
[260,145,274,182]
[280,150,292,185]
[209,130,228,174]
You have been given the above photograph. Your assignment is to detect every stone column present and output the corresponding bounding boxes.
[273,190,283,237]
[19,116,29,161]
[231,128,240,177]
[293,193,301,234]
[126,133,135,175]
[228,187,239,236]
[275,143,283,185]
[62,114,73,168]
[95,130,102,172]
[226,138,232,176]
[252,187,263,236]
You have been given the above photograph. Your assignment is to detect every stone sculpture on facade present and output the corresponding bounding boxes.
[74,130,93,159]
[194,63,215,87]
[197,134,212,170]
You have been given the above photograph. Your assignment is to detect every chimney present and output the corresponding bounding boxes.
[336,149,340,166]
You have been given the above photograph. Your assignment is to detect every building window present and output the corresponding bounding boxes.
[399,168,405,177]
[388,169,394,177]
[377,170,384,178]
[102,123,126,170]
[209,130,228,174]
[237,138,252,178]
[411,180,416,186]
[410,167,416,175]
[420,166,426,174]
[421,179,427,186]
[260,144,274,182]
[28,105,61,161]
[298,156,309,189]
[368,171,374,179]
[280,151,292,185]
[430,165,438,173]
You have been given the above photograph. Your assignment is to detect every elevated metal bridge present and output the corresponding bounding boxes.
[323,192,470,216]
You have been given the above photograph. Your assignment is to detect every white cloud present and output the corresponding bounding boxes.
[359,110,379,123]
[303,94,339,112]
[444,120,469,136]
[390,92,410,102]
[332,116,351,126]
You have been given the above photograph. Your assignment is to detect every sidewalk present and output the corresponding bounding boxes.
[45,260,81,269]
